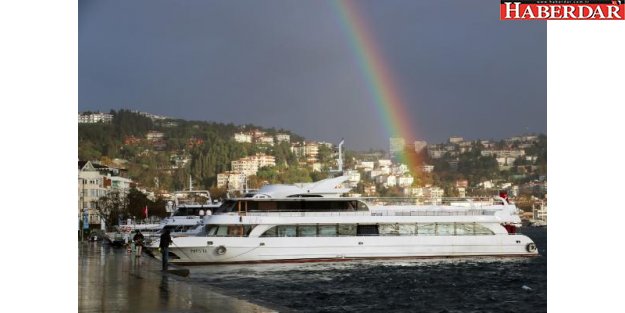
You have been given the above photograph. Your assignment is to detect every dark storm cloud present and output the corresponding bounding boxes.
[79,0,546,150]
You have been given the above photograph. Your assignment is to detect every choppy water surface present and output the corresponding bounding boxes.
[190,227,547,313]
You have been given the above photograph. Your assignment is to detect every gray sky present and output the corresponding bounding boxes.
[79,0,546,150]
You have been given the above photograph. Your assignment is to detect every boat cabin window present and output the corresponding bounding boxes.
[338,224,356,236]
[356,225,379,236]
[173,207,189,216]
[214,199,368,213]
[473,224,494,235]
[379,224,417,236]
[379,224,399,236]
[260,226,277,237]
[397,224,417,236]
[417,223,436,236]
[277,225,297,237]
[436,223,455,236]
[213,200,238,214]
[205,224,252,237]
[261,224,341,237]
[297,225,317,237]
[454,223,474,236]
[161,225,197,233]
[318,225,338,237]
[173,207,210,216]
[257,223,494,237]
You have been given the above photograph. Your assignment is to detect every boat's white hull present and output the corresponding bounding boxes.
[148,234,538,264]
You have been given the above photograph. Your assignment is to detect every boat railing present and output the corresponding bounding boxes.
[245,209,488,217]
[359,196,506,207]
[246,211,371,217]
[371,209,487,216]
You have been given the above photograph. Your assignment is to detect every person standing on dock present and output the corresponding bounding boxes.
[159,229,172,271]
[124,232,130,253]
[133,230,144,257]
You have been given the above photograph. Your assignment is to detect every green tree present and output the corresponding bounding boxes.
[96,191,128,230]
[279,167,312,184]
[126,188,152,220]
[256,166,279,183]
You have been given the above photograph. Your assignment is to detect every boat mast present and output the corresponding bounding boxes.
[329,138,345,177]
[338,138,344,173]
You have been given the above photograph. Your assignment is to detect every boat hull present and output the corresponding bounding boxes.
[147,234,538,264]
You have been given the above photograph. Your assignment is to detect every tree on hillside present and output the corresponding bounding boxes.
[256,166,279,183]
[112,109,154,138]
[317,145,333,164]
[279,167,312,184]
[310,171,329,182]
[273,142,297,166]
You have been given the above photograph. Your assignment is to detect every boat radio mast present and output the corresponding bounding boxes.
[329,138,345,177]
[337,138,344,173]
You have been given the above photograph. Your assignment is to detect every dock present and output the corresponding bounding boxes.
[79,241,278,312]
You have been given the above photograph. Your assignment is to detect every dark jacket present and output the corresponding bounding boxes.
[159,231,172,248]
[133,232,144,243]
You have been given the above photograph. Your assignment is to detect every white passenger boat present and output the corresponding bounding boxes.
[146,178,538,264]
[142,190,222,243]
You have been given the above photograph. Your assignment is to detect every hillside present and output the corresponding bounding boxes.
[79,110,305,191]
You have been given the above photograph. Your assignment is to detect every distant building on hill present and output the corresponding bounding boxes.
[448,136,463,144]
[481,150,525,158]
[233,132,252,143]
[146,131,165,141]
[428,149,445,159]
[397,175,414,187]
[275,133,290,143]
[217,171,247,191]
[78,112,113,124]
[256,136,274,146]
[389,137,405,159]
[231,153,276,176]
[413,140,427,153]
[131,111,169,121]
[291,142,320,163]
[420,165,434,173]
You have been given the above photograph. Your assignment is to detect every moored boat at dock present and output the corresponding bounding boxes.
[145,177,538,264]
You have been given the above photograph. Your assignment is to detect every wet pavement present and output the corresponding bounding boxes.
[78,241,279,312]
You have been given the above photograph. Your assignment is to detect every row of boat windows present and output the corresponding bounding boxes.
[173,207,211,216]
[203,223,495,237]
[162,225,198,233]
[214,200,368,214]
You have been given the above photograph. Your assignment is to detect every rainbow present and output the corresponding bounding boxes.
[330,0,422,174]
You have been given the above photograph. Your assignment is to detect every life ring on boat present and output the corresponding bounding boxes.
[526,243,537,253]
[215,245,227,255]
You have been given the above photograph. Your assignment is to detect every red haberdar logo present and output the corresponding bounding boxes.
[500,1,625,20]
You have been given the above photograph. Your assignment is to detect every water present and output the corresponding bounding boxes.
[188,227,547,312]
